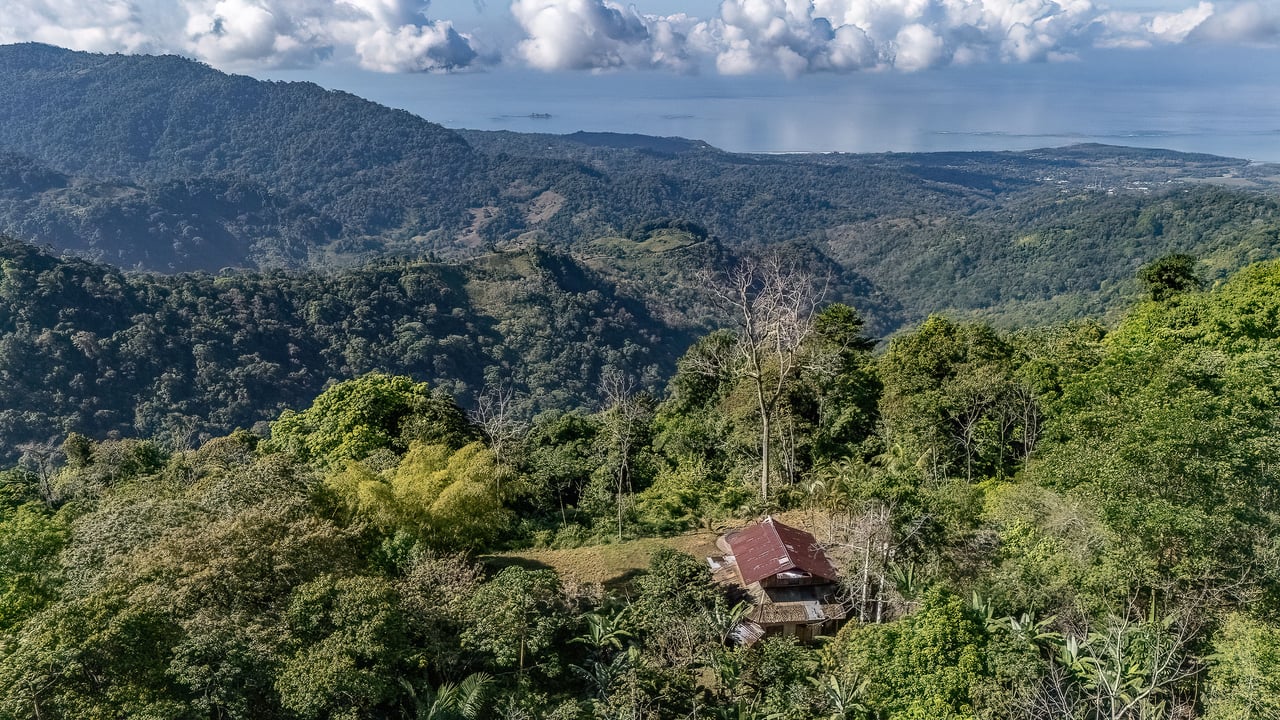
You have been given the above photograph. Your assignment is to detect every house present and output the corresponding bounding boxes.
[708,516,847,643]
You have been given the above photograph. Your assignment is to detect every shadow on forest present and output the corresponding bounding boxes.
[602,568,645,595]
[479,555,555,575]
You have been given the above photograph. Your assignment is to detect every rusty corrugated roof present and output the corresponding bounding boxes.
[726,516,839,586]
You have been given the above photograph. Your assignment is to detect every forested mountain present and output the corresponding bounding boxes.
[0,236,693,455]
[5,43,1280,333]
[5,255,1280,718]
[0,153,336,270]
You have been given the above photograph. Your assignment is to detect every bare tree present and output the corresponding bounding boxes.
[470,380,528,468]
[703,255,827,500]
[600,369,649,541]
[17,441,59,508]
[1076,604,1205,720]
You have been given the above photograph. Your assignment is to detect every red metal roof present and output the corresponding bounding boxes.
[726,516,839,586]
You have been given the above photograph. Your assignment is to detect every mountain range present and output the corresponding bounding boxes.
[4,43,1280,328]
[4,42,1280,452]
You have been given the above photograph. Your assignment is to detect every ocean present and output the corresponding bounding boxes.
[262,45,1280,162]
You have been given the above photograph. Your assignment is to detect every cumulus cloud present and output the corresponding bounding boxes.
[182,0,479,70]
[508,0,1278,74]
[693,0,1109,75]
[1187,1,1280,44]
[0,0,479,71]
[0,0,1273,76]
[1102,1,1215,46]
[708,0,878,75]
[184,0,323,67]
[0,0,153,53]
[510,0,694,71]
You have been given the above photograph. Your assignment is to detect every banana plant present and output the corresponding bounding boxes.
[810,674,870,720]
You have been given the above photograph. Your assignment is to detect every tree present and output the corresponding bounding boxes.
[704,255,826,500]
[878,316,1029,483]
[821,587,988,719]
[518,410,600,526]
[0,504,67,630]
[802,303,880,466]
[1137,253,1202,302]
[1033,595,1206,720]
[460,567,569,674]
[1204,613,1280,720]
[470,379,528,468]
[632,549,727,673]
[276,574,409,720]
[327,442,512,552]
[808,451,930,625]
[598,369,653,540]
[739,636,822,719]
[268,373,477,468]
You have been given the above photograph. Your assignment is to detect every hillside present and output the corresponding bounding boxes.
[4,257,1280,718]
[7,42,1280,719]
[0,237,702,455]
[5,44,1280,331]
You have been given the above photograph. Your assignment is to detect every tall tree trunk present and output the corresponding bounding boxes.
[760,410,771,500]
[859,538,871,622]
[617,461,626,541]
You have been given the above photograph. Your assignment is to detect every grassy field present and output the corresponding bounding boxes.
[485,531,724,592]
[485,511,821,592]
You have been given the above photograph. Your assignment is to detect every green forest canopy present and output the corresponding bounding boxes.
[3,255,1280,717]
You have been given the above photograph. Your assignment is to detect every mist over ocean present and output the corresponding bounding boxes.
[263,46,1280,162]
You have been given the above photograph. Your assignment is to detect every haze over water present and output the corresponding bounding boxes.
[265,46,1280,162]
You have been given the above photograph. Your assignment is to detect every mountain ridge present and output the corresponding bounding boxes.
[4,43,1280,333]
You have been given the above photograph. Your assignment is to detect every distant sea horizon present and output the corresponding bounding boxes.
[263,46,1280,163]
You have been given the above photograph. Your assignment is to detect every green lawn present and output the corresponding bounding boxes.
[486,531,723,591]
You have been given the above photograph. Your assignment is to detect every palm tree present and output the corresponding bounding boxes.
[417,672,493,720]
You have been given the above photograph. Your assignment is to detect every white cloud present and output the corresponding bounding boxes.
[1187,1,1280,44]
[1102,1,1214,46]
[184,0,322,67]
[707,0,883,75]
[0,0,479,71]
[352,23,478,71]
[182,0,479,70]
[510,0,693,71]
[0,0,153,53]
[506,0,1275,74]
[699,0,1107,73]
[893,23,945,71]
[0,0,1272,76]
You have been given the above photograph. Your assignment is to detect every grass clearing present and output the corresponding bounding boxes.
[486,531,723,592]
[484,511,821,592]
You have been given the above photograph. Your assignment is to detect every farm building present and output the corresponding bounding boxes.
[708,516,847,643]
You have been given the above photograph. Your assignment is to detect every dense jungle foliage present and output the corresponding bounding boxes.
[0,235,716,456]
[4,254,1280,718]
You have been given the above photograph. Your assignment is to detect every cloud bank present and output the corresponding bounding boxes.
[0,0,480,71]
[0,1,154,54]
[0,0,1274,74]
[512,0,1278,75]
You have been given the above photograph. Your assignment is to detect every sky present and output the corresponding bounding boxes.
[1,0,1274,75]
[1,1,1278,157]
